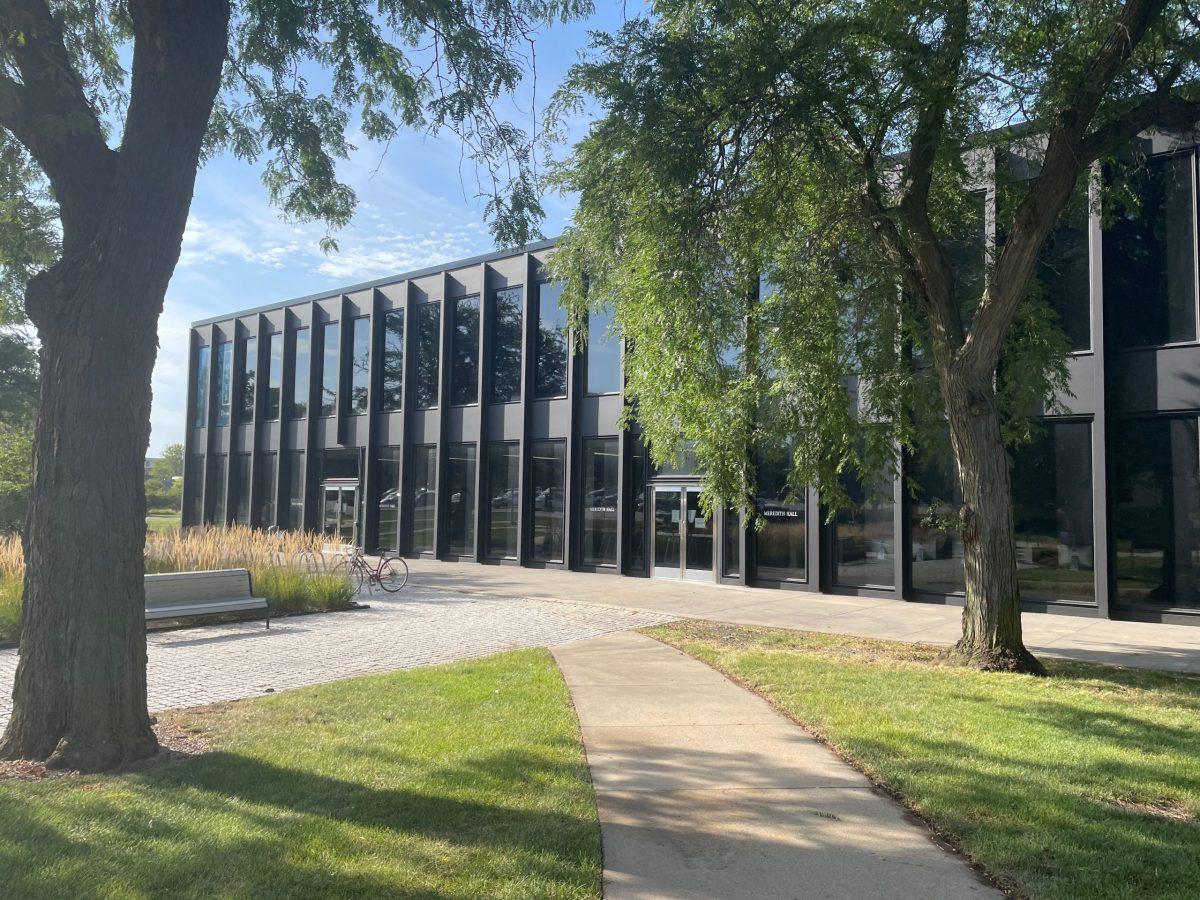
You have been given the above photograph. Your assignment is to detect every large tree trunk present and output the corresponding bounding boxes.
[942,367,1044,674]
[0,0,230,771]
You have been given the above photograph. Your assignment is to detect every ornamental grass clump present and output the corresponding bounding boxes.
[0,533,21,642]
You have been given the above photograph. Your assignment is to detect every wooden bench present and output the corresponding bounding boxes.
[144,569,270,629]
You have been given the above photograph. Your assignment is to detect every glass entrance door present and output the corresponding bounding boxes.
[652,486,714,581]
[323,484,359,546]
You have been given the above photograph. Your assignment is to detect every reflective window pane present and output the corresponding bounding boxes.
[239,337,257,422]
[208,454,227,524]
[376,447,401,552]
[685,488,713,575]
[192,345,210,428]
[291,328,310,419]
[586,307,621,394]
[266,333,283,419]
[834,466,895,589]
[320,322,339,416]
[723,509,740,576]
[350,317,370,414]
[945,192,986,328]
[628,440,647,573]
[445,444,476,555]
[755,458,806,582]
[535,281,569,398]
[410,445,437,553]
[491,287,523,403]
[530,440,565,562]
[415,302,440,409]
[380,310,404,411]
[185,454,204,525]
[1113,416,1200,609]
[581,438,618,565]
[451,295,480,405]
[654,488,681,573]
[214,342,233,427]
[486,442,520,558]
[1037,206,1091,351]
[287,451,305,530]
[234,454,252,525]
[256,453,277,528]
[910,429,966,594]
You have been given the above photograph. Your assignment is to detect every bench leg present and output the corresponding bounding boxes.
[265,608,271,630]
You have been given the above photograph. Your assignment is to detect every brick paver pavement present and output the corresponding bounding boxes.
[0,586,673,730]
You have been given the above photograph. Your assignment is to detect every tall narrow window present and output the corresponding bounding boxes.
[376,447,401,552]
[754,448,806,581]
[534,281,569,398]
[234,454,252,525]
[350,317,371,413]
[723,509,741,577]
[208,454,227,525]
[415,302,440,409]
[185,454,204,525]
[490,287,523,402]
[833,464,895,589]
[530,440,566,562]
[239,337,257,422]
[445,444,477,555]
[192,345,210,427]
[287,451,306,530]
[410,445,437,552]
[581,438,619,565]
[380,310,404,411]
[291,327,310,418]
[629,441,647,573]
[1037,203,1091,351]
[214,341,233,427]
[586,308,621,395]
[910,430,966,595]
[266,333,283,419]
[257,452,277,528]
[320,322,340,416]
[1105,153,1198,347]
[451,295,480,405]
[486,442,520,558]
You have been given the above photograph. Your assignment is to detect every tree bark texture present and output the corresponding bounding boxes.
[0,0,230,771]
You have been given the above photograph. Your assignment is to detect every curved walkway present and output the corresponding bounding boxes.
[554,631,999,900]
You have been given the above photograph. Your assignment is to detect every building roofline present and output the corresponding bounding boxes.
[189,236,559,328]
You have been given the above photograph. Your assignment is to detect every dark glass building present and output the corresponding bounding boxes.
[185,135,1200,627]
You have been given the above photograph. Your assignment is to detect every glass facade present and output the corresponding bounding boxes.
[451,295,480,405]
[444,444,477,555]
[320,322,339,416]
[234,454,252,525]
[192,345,210,428]
[491,287,523,402]
[350,317,371,414]
[535,281,569,398]
[586,307,621,395]
[291,327,310,418]
[287,451,305,530]
[1113,416,1200,609]
[214,342,233,427]
[257,452,277,528]
[755,450,806,581]
[266,333,283,419]
[239,337,257,422]
[381,310,404,411]
[1105,153,1198,347]
[376,448,401,552]
[530,440,565,562]
[410,444,437,553]
[486,442,520,558]
[833,466,896,589]
[415,302,440,409]
[581,438,619,565]
[209,454,227,524]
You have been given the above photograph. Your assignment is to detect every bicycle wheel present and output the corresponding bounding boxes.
[332,557,365,595]
[376,556,409,592]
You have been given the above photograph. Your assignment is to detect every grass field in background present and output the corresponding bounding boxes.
[648,621,1200,900]
[0,650,601,899]
[145,513,181,533]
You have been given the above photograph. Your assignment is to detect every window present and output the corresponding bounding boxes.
[291,327,310,418]
[1104,153,1198,347]
[1036,204,1091,351]
[530,440,566,562]
[185,454,204,525]
[629,439,648,573]
[910,430,966,594]
[945,191,987,327]
[287,451,305,530]
[833,465,895,589]
[266,333,283,419]
[415,302,440,409]
[380,310,404,411]
[350,317,371,414]
[214,341,233,427]
[723,509,741,577]
[491,287,523,403]
[486,443,520,558]
[239,337,257,422]
[450,295,480,405]
[754,449,806,581]
[410,445,437,553]
[320,322,340,416]
[534,281,569,398]
[376,448,401,552]
[257,453,277,528]
[1112,416,1200,609]
[1011,421,1094,602]
[192,345,210,428]
[586,307,621,395]
[581,438,619,565]
[208,454,227,524]
[234,454,252,525]
[445,444,476,555]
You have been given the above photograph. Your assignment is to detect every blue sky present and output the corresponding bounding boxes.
[151,3,636,455]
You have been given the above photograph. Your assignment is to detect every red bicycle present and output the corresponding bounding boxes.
[332,548,409,594]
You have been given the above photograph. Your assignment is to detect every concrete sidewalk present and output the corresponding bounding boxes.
[408,559,1200,673]
[554,631,998,899]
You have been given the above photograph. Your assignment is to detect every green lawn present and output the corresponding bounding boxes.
[647,621,1200,900]
[0,649,601,899]
[146,512,181,533]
